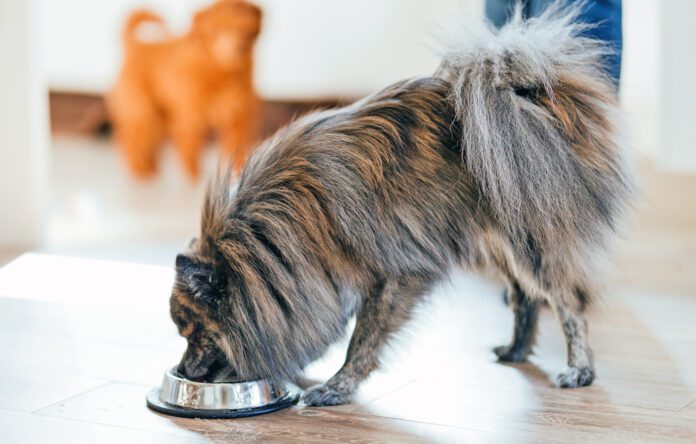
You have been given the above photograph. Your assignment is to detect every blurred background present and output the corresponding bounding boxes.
[0,0,692,292]
[1,2,695,441]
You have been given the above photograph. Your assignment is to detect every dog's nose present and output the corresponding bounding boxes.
[178,362,209,382]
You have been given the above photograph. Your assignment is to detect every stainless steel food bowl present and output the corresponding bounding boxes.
[146,367,299,419]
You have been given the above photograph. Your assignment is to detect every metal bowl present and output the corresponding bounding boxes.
[146,367,299,419]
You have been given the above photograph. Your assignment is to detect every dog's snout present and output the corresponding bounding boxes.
[178,361,209,382]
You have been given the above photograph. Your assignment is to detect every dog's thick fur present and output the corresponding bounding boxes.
[170,5,633,406]
[108,0,261,179]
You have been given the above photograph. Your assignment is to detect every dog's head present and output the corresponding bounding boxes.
[192,0,262,71]
[169,176,336,383]
[169,247,235,382]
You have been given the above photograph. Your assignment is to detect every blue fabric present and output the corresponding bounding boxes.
[485,0,622,89]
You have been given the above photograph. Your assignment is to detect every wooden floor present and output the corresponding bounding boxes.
[0,139,695,443]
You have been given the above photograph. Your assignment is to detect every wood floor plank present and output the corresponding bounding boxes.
[0,294,413,408]
[0,367,107,413]
[0,409,206,444]
[0,297,181,386]
[2,174,696,444]
[35,382,490,443]
[679,400,696,421]
[0,253,175,314]
[0,249,23,267]
[354,379,696,443]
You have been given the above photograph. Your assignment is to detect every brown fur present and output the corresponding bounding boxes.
[169,7,633,407]
[108,0,262,179]
[539,75,617,171]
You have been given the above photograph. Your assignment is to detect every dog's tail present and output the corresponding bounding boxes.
[122,9,169,49]
[439,2,632,250]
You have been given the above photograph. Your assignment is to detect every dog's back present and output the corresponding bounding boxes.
[235,77,484,282]
[176,4,634,404]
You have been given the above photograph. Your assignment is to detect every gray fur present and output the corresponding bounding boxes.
[169,3,634,406]
[441,3,632,253]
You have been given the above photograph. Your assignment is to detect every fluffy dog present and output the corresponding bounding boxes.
[108,0,262,179]
[169,5,634,406]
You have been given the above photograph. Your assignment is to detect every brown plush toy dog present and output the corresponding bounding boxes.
[108,0,262,179]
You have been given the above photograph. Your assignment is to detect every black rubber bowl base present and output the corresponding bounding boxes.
[146,388,299,419]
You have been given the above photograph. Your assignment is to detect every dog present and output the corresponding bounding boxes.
[169,5,634,406]
[108,0,262,179]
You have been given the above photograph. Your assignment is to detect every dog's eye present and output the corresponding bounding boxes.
[173,314,186,328]
[513,85,541,100]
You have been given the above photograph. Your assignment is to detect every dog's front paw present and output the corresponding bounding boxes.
[302,384,351,407]
[493,345,528,363]
[557,366,594,388]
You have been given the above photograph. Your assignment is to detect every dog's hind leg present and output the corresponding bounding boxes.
[302,279,427,407]
[494,281,540,363]
[550,289,595,388]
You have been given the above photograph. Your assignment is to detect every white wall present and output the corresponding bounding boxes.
[620,0,661,160]
[38,0,679,165]
[40,0,204,94]
[660,0,696,172]
[253,0,482,99]
[40,0,481,98]
[0,0,49,248]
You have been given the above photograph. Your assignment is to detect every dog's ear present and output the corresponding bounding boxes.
[175,254,223,305]
[230,1,262,40]
[242,2,262,38]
